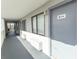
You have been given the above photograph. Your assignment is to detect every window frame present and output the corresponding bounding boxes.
[31,12,45,36]
[31,16,38,34]
[22,20,26,31]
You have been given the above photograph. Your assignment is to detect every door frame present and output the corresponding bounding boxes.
[48,0,76,56]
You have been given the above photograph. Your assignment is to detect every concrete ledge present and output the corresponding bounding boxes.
[17,36,50,59]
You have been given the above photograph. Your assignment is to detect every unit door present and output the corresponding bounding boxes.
[50,1,77,45]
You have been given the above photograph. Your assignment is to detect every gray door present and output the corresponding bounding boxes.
[50,1,77,45]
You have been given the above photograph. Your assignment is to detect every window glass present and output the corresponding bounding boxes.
[32,16,37,33]
[22,20,26,31]
[37,14,44,35]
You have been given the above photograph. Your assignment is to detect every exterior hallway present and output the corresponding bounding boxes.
[1,32,33,59]
[1,0,77,59]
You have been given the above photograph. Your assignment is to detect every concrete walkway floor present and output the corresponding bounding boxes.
[1,32,33,59]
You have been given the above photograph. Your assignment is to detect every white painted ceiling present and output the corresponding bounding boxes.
[1,0,49,19]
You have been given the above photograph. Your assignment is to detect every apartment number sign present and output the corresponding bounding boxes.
[57,14,66,20]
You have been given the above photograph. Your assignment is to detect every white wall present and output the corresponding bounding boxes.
[1,19,5,47]
[51,40,76,59]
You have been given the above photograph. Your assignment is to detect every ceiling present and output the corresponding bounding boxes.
[1,0,49,20]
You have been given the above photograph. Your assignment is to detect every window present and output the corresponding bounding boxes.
[22,20,26,31]
[19,21,22,30]
[37,14,45,35]
[32,12,45,35]
[32,16,37,33]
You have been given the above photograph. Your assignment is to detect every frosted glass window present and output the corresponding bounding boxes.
[37,14,44,35]
[32,17,37,33]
